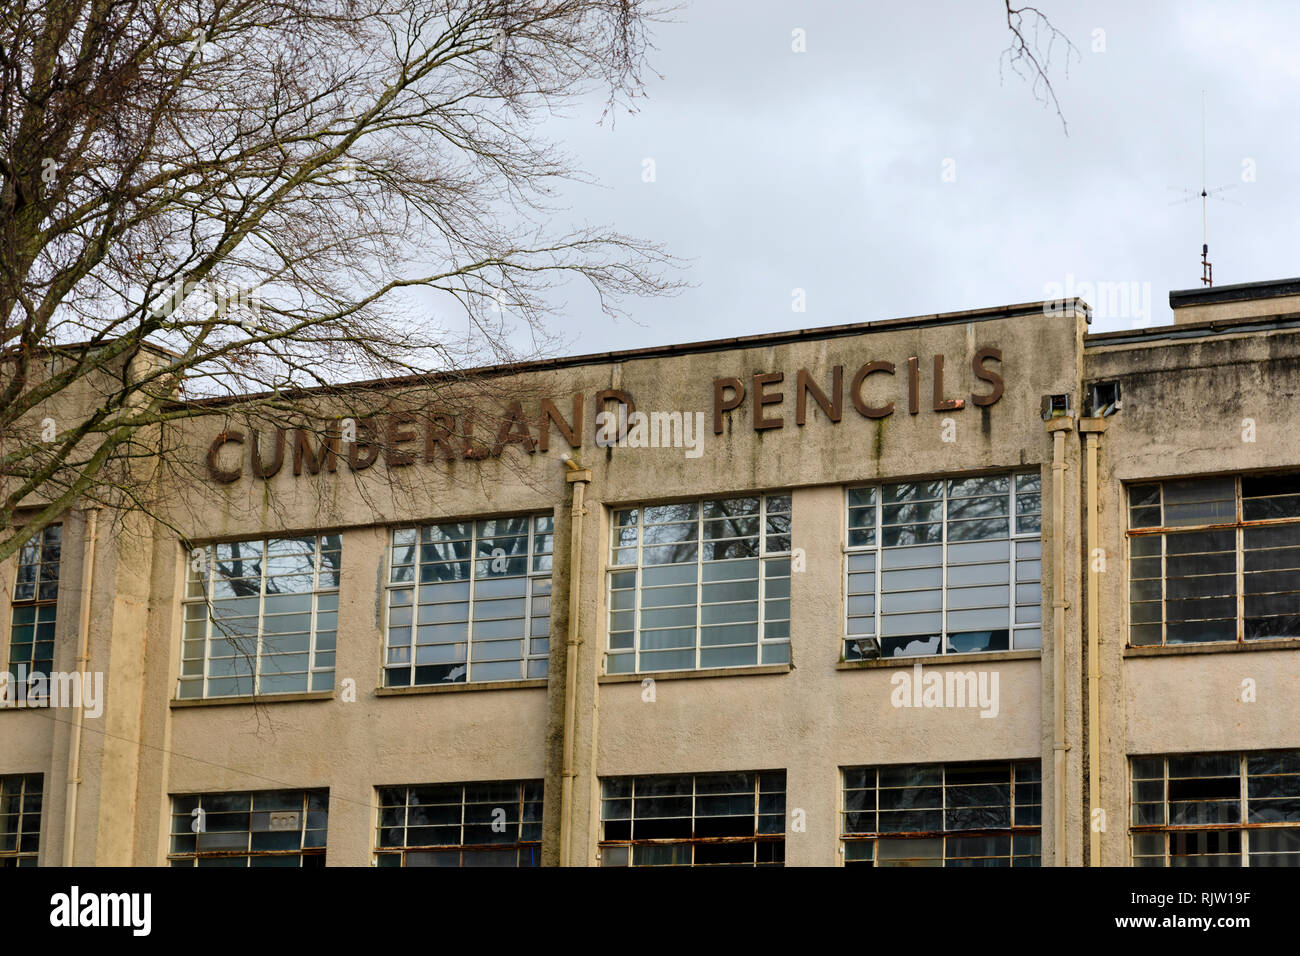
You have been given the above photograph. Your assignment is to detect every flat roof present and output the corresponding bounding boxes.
[174,297,1086,409]
[1169,277,1300,309]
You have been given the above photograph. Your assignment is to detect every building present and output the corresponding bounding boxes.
[4,277,1300,867]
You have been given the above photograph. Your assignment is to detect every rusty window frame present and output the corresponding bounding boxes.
[1126,474,1300,646]
[179,535,340,699]
[1129,751,1300,866]
[0,773,43,867]
[383,513,553,687]
[839,760,1042,866]
[372,780,543,867]
[605,495,792,675]
[167,789,328,866]
[597,770,786,866]
[5,525,61,696]
[842,472,1042,661]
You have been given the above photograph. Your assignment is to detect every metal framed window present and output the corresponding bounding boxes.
[7,525,61,687]
[168,790,328,866]
[384,514,553,686]
[1131,751,1300,866]
[606,494,792,674]
[180,535,341,699]
[844,473,1041,660]
[599,770,786,867]
[373,781,542,867]
[1128,474,1300,646]
[841,761,1041,866]
[0,774,42,867]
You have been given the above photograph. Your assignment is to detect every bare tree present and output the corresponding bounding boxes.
[0,0,681,562]
[1001,2,1078,133]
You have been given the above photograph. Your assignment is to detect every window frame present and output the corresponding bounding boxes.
[179,534,341,700]
[6,525,62,691]
[1130,751,1300,867]
[1126,473,1300,647]
[167,789,328,867]
[382,513,554,687]
[0,773,43,867]
[372,780,543,867]
[839,760,1042,867]
[598,770,786,867]
[842,471,1043,660]
[605,493,793,675]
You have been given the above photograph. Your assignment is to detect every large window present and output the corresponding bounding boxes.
[844,473,1041,660]
[8,525,60,687]
[0,774,42,867]
[374,781,542,867]
[841,761,1041,866]
[168,790,328,866]
[1129,474,1300,646]
[384,514,553,686]
[599,770,786,867]
[1132,751,1300,866]
[607,495,791,673]
[181,535,340,699]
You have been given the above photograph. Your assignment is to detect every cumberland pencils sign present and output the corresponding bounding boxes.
[204,348,1004,483]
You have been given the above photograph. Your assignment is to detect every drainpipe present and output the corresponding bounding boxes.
[63,506,99,866]
[1080,419,1107,866]
[1045,418,1073,867]
[558,457,592,867]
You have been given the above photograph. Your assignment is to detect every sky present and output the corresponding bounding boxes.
[496,0,1300,357]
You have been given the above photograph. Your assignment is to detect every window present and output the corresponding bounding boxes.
[168,790,327,866]
[180,535,340,698]
[607,495,791,673]
[844,473,1041,660]
[841,761,1041,866]
[374,781,542,866]
[0,774,42,867]
[1129,474,1300,645]
[385,514,552,686]
[599,770,785,866]
[1132,752,1300,866]
[8,525,60,686]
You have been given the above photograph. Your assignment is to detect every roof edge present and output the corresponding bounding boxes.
[172,298,1087,410]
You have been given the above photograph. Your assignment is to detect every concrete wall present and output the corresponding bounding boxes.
[21,301,1300,866]
[1085,324,1300,864]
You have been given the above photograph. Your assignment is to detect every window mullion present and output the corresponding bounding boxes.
[523,521,534,678]
[310,536,320,689]
[1236,477,1246,643]
[254,540,267,695]
[635,511,643,674]
[875,489,882,654]
[941,484,949,656]
[467,528,477,683]
[695,502,703,671]
[1240,755,1249,866]
[203,545,213,699]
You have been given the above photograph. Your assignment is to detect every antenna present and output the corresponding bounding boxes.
[1201,91,1210,286]
[1169,91,1240,287]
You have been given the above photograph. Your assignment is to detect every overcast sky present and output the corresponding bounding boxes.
[495,0,1300,357]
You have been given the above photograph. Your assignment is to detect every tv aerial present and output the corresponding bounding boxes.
[1169,91,1240,286]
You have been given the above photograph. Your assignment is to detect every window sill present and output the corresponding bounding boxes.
[375,678,548,696]
[170,690,335,708]
[1126,637,1300,658]
[599,663,793,684]
[836,649,1041,670]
